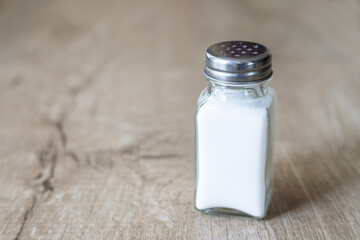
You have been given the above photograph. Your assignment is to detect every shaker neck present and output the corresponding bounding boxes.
[206,78,271,100]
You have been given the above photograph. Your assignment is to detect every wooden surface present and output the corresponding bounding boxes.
[0,0,359,239]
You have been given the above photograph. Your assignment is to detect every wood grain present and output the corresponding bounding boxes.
[0,0,359,239]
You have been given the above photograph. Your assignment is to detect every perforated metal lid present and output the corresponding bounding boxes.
[204,41,272,84]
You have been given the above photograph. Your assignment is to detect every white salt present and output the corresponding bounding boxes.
[195,93,270,218]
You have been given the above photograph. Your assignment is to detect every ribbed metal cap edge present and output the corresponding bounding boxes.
[204,41,273,83]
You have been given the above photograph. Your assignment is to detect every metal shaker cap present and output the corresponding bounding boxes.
[204,41,272,84]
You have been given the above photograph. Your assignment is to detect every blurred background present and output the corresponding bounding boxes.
[0,0,359,239]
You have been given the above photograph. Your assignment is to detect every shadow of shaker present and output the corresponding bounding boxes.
[266,141,360,219]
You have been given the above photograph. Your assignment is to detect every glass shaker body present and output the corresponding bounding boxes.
[195,41,276,218]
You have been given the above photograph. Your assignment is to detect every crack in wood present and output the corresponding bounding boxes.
[53,121,67,148]
[66,151,80,166]
[35,141,58,193]
[13,196,37,240]
[41,179,54,193]
[12,51,119,239]
[14,65,100,238]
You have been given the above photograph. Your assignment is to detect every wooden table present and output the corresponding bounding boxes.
[1,0,359,239]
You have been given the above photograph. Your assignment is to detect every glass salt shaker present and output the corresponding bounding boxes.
[194,41,276,218]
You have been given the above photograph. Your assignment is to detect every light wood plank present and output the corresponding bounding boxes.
[0,0,359,239]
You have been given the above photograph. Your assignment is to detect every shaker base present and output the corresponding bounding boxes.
[195,190,272,219]
[196,207,266,219]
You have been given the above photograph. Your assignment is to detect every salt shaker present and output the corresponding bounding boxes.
[194,41,276,218]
